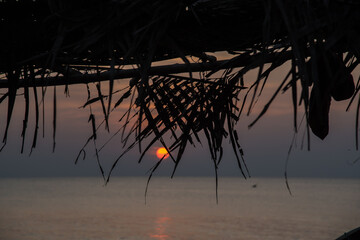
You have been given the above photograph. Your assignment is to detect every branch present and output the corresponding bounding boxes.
[0,52,293,88]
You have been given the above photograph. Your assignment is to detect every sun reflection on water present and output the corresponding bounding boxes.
[149,216,171,240]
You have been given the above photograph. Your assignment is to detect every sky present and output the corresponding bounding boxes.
[0,60,360,179]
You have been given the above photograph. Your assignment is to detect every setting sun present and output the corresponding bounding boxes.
[156,147,169,159]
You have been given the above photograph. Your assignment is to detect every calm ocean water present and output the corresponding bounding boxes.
[0,177,359,240]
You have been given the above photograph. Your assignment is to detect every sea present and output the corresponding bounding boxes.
[0,177,359,240]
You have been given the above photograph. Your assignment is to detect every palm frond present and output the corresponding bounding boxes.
[1,0,360,182]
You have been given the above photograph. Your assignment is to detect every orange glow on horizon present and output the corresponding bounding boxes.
[156,147,169,159]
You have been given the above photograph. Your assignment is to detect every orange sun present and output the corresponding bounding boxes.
[156,147,169,159]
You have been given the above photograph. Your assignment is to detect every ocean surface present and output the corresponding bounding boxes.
[0,177,359,240]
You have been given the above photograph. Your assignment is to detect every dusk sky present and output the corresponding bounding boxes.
[0,61,359,179]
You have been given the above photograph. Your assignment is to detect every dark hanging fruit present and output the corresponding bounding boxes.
[329,54,355,101]
[309,86,331,140]
[308,49,354,140]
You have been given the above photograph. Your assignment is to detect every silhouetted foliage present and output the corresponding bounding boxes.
[1,0,360,184]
